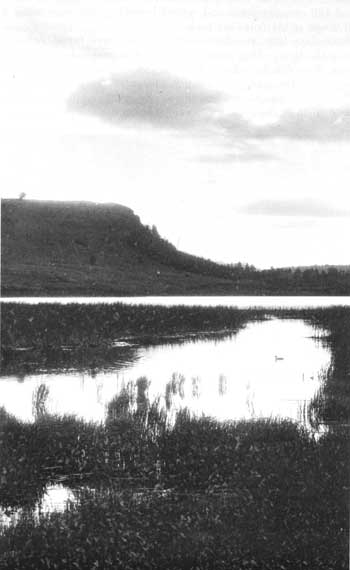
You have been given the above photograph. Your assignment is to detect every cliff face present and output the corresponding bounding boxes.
[1,199,236,296]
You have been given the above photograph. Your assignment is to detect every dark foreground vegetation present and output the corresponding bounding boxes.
[2,198,350,295]
[0,403,348,569]
[1,303,349,568]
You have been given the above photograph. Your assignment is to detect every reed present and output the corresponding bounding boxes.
[1,406,348,569]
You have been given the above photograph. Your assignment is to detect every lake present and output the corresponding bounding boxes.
[0,318,330,427]
[2,295,350,307]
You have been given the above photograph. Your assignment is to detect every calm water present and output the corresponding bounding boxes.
[0,484,76,529]
[2,295,350,307]
[0,316,333,527]
[1,318,330,426]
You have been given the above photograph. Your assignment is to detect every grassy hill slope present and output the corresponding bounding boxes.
[1,199,239,296]
[2,199,350,296]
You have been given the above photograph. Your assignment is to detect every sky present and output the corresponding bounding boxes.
[1,0,350,268]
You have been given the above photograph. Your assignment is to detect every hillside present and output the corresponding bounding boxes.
[1,199,240,296]
[2,199,350,296]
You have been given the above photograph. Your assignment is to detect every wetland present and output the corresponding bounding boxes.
[0,300,349,569]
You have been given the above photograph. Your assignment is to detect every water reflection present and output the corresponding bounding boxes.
[2,296,350,307]
[0,485,74,529]
[0,319,331,426]
[218,374,227,396]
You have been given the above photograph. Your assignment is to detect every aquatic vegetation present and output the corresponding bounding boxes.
[2,303,349,427]
[294,307,350,426]
[1,304,349,567]
[2,303,348,357]
[0,407,348,569]
[0,302,263,380]
[32,384,50,420]
[0,302,261,353]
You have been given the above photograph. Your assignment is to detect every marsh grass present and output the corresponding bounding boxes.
[0,302,264,378]
[2,303,349,427]
[2,303,348,349]
[1,304,349,568]
[0,403,348,569]
[1,302,259,350]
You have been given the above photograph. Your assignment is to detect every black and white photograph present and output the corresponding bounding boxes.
[0,2,349,568]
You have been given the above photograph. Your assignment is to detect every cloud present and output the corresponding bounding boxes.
[221,109,350,142]
[68,70,224,130]
[68,71,350,164]
[240,198,350,217]
[69,71,350,144]
[260,110,350,141]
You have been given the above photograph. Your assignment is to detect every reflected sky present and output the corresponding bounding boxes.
[2,296,350,307]
[0,485,74,529]
[0,319,331,425]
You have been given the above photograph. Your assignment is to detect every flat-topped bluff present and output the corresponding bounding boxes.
[2,199,137,262]
[2,199,350,296]
[1,199,239,296]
